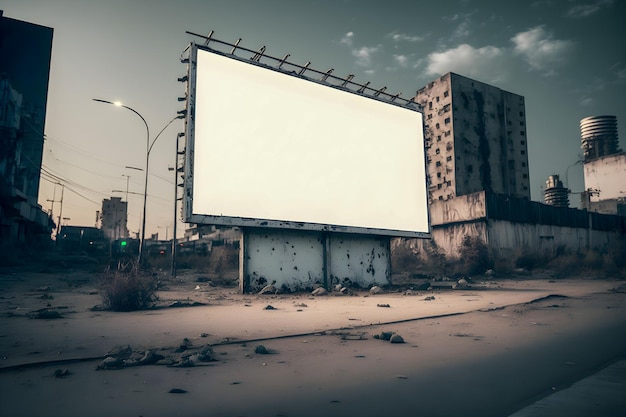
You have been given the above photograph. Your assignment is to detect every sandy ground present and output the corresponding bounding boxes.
[1,267,625,417]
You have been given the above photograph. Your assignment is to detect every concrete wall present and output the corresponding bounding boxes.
[402,191,624,260]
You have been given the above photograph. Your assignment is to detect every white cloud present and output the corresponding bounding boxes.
[511,26,574,74]
[425,44,506,81]
[393,54,409,68]
[340,32,354,47]
[352,45,381,67]
[567,0,614,18]
[388,32,425,43]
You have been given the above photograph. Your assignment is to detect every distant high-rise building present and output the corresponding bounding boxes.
[99,197,128,241]
[414,72,530,203]
[580,115,619,162]
[544,175,569,208]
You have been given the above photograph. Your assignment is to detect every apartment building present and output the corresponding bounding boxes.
[414,72,530,203]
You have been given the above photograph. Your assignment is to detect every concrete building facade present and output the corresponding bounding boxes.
[583,152,626,216]
[580,115,624,216]
[414,72,530,203]
[0,11,54,247]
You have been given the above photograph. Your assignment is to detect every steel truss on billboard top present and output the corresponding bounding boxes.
[180,32,430,239]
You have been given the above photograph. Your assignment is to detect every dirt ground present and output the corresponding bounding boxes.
[1,263,625,417]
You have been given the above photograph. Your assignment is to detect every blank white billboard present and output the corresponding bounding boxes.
[184,45,429,237]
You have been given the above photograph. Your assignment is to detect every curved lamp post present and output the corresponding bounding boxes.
[93,98,181,264]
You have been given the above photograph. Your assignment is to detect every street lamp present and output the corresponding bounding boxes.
[93,98,182,264]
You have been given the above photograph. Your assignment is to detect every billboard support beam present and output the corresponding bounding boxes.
[240,228,391,294]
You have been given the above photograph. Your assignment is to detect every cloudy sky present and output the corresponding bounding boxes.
[4,0,625,238]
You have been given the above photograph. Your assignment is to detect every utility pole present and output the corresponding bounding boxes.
[56,184,65,245]
[46,183,64,242]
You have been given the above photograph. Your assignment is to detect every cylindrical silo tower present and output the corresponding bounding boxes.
[580,115,619,161]
[544,175,569,208]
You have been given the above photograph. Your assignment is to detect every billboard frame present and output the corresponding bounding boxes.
[182,37,431,239]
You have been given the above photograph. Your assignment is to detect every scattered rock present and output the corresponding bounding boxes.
[38,293,54,300]
[31,309,63,319]
[139,350,164,365]
[155,358,175,366]
[172,357,195,367]
[169,301,205,308]
[197,346,215,362]
[375,331,394,341]
[169,388,187,394]
[263,305,276,310]
[339,287,350,295]
[311,287,327,296]
[390,334,405,344]
[258,281,278,295]
[334,284,343,292]
[200,333,209,338]
[377,303,391,308]
[106,344,132,359]
[255,345,269,354]
[54,368,70,378]
[293,303,308,308]
[454,278,469,289]
[424,296,436,301]
[369,286,384,295]
[97,356,123,370]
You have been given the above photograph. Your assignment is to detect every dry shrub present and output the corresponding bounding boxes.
[391,244,422,272]
[456,235,492,275]
[99,259,158,311]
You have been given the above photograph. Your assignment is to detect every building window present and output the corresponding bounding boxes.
[435,148,440,154]
[520,121,525,126]
[446,181,452,186]
[436,123,440,129]
[520,140,525,145]
[437,135,442,142]
[466,164,473,173]
[437,172,441,178]
[443,104,451,112]
[522,162,526,167]
[446,156,452,161]
[436,96,440,102]
[427,113,432,120]
[437,184,442,189]
[520,130,525,136]
[444,117,451,124]
[519,111,524,117]
[522,174,528,179]
[429,101,432,110]
[521,150,526,155]
[445,131,451,137]
[438,196,443,201]
[436,161,441,167]
[443,90,449,98]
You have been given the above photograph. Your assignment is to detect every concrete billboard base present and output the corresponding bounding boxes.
[239,228,390,294]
